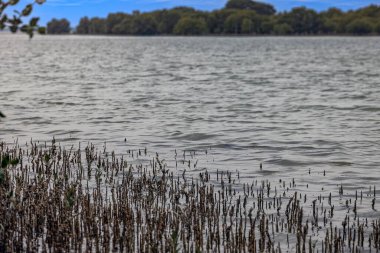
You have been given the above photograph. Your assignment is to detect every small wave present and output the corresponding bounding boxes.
[212,143,241,150]
[329,161,353,166]
[172,133,218,141]
[16,116,43,121]
[350,95,367,99]
[330,105,358,111]
[359,106,380,112]
[267,158,309,167]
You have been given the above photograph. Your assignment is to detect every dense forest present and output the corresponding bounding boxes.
[47,0,380,35]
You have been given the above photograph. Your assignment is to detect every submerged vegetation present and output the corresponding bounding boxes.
[0,139,379,252]
[47,0,380,35]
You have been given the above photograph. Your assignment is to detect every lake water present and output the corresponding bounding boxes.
[1,35,380,186]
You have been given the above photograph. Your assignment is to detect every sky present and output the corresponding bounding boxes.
[18,0,380,26]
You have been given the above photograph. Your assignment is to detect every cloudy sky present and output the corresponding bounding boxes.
[22,0,380,26]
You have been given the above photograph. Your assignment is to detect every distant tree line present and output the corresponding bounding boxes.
[47,18,70,34]
[47,0,380,35]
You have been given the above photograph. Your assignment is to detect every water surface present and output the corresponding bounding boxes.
[1,35,379,186]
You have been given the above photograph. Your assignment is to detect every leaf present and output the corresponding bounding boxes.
[35,0,46,5]
[22,4,33,16]
[9,0,20,6]
[20,24,28,32]
[0,3,7,14]
[20,25,34,39]
[29,17,39,26]
[0,14,7,24]
[38,26,46,34]
[11,16,22,25]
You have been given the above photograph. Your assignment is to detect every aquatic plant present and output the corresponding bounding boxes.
[0,139,379,252]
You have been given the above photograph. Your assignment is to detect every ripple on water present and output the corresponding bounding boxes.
[0,35,380,192]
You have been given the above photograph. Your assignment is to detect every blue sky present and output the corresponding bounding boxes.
[21,0,380,26]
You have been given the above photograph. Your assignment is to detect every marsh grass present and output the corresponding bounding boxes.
[0,139,379,252]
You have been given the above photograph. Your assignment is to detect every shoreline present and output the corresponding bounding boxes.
[2,32,380,38]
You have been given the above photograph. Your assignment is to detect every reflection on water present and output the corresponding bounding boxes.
[0,35,380,186]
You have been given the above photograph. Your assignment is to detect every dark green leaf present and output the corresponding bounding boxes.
[20,24,28,32]
[29,17,39,26]
[9,0,20,6]
[38,26,46,34]
[9,25,17,33]
[11,16,22,25]
[35,0,46,5]
[0,14,7,23]
[0,2,9,13]
[22,4,33,16]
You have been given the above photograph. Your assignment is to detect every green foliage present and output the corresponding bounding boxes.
[224,13,243,34]
[37,26,45,34]
[273,23,293,35]
[321,18,339,34]
[72,4,380,36]
[282,7,321,34]
[356,5,380,18]
[241,18,253,34]
[207,9,237,33]
[261,19,275,34]
[346,18,374,35]
[174,17,208,35]
[0,0,45,38]
[225,0,276,15]
[131,14,158,35]
[112,16,133,34]
[106,12,128,34]
[223,10,263,34]
[89,17,107,34]
[375,22,380,34]
[47,18,70,34]
[76,16,90,34]
[155,10,181,34]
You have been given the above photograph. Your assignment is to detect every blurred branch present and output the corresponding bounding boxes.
[0,0,46,38]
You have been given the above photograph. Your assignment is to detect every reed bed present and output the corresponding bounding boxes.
[0,139,379,252]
